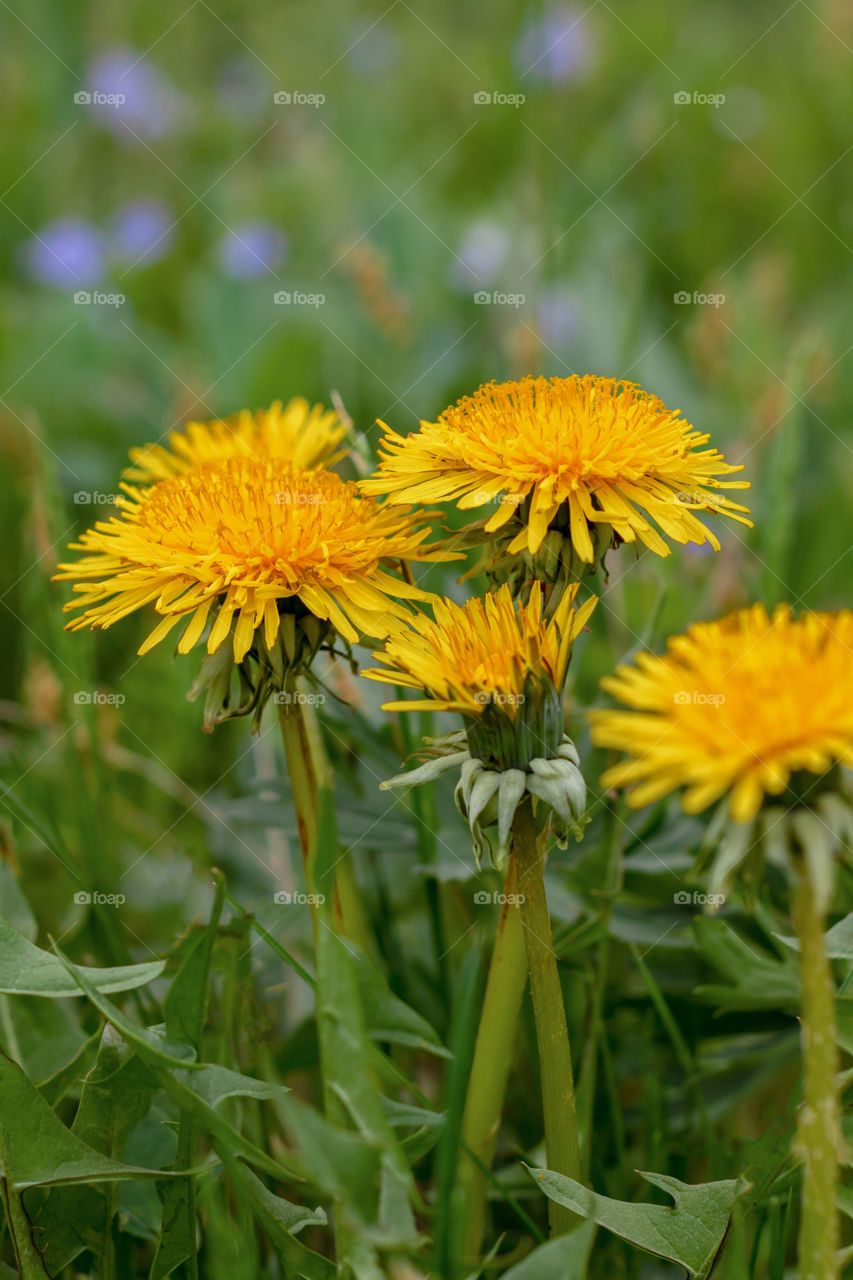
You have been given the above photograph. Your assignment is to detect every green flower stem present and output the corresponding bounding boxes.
[276,681,374,957]
[513,796,581,1237]
[795,859,840,1280]
[458,850,528,1260]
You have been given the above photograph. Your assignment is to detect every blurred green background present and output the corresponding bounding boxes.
[1,0,852,942]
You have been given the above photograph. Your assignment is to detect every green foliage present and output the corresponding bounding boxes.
[529,1168,745,1279]
[2,1,852,1275]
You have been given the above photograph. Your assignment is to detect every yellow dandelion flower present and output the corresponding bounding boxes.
[362,581,597,716]
[124,397,348,483]
[56,458,456,663]
[590,604,853,824]
[361,374,751,560]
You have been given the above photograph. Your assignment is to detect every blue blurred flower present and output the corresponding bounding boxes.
[109,200,174,267]
[218,222,287,279]
[537,283,580,347]
[26,218,104,288]
[345,22,400,75]
[217,56,269,117]
[451,219,510,289]
[86,48,182,140]
[515,6,594,84]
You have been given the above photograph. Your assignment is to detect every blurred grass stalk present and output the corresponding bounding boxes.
[276,673,372,953]
[794,857,841,1280]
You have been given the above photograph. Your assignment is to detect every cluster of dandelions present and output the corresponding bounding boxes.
[56,373,753,854]
[57,372,853,1274]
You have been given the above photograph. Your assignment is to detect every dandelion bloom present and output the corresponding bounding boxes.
[362,581,596,717]
[56,459,454,663]
[125,398,348,483]
[362,375,751,561]
[364,582,594,858]
[590,604,853,824]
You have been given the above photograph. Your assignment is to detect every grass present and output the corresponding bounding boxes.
[0,1,852,1276]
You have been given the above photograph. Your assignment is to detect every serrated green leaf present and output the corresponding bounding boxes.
[225,1158,333,1280]
[0,917,164,997]
[55,946,300,1185]
[174,1063,288,1110]
[529,1167,745,1280]
[0,1048,174,1190]
[33,1023,159,1273]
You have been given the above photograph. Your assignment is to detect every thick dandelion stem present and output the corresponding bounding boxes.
[513,797,580,1237]
[276,682,374,956]
[458,852,528,1259]
[795,861,840,1280]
